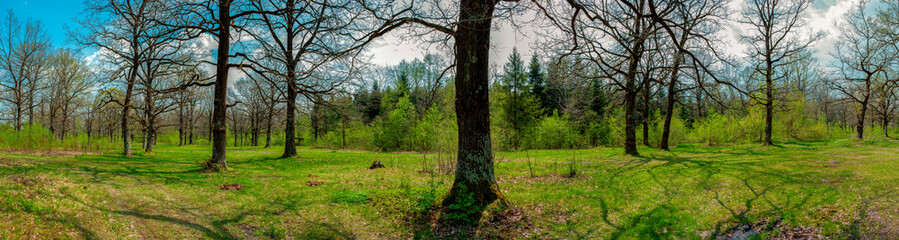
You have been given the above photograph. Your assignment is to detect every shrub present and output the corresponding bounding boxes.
[691,111,733,146]
[649,109,689,146]
[373,96,416,151]
[0,124,116,152]
[527,114,583,149]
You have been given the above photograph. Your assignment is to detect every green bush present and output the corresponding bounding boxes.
[411,179,442,215]
[373,96,416,151]
[527,114,583,149]
[648,109,689,146]
[0,124,116,152]
[691,111,733,146]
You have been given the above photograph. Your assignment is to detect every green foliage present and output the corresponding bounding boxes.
[441,185,481,226]
[691,111,747,145]
[0,124,54,151]
[527,113,583,149]
[646,109,689,146]
[330,190,370,205]
[374,96,416,151]
[528,54,552,113]
[409,104,455,152]
[690,102,831,146]
[410,179,442,215]
[776,99,829,141]
[0,124,116,152]
[494,48,544,149]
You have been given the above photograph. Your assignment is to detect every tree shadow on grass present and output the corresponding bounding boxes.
[567,150,834,239]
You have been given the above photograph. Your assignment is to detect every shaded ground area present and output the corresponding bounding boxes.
[0,139,898,239]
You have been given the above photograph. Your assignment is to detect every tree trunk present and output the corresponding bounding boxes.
[857,103,866,140]
[883,115,889,138]
[188,104,194,145]
[623,37,645,156]
[282,81,297,157]
[660,32,688,151]
[178,106,185,146]
[205,0,231,171]
[341,118,346,148]
[49,106,56,138]
[61,105,69,141]
[660,73,678,151]
[144,93,155,153]
[281,1,298,157]
[27,88,34,127]
[763,52,774,145]
[265,108,273,148]
[15,104,22,131]
[441,0,506,224]
[641,75,651,147]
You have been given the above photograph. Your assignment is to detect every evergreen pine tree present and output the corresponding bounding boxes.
[501,48,542,148]
[528,54,551,115]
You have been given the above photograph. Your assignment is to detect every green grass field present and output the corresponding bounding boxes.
[1,139,897,239]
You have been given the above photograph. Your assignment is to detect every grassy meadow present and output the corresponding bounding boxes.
[0,139,898,239]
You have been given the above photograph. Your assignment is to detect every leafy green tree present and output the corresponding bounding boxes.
[374,96,415,151]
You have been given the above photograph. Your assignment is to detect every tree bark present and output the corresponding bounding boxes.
[205,0,231,171]
[282,80,298,157]
[121,54,137,157]
[763,45,775,145]
[144,93,155,153]
[857,103,867,140]
[623,36,645,156]
[281,0,298,157]
[660,31,689,151]
[641,74,651,147]
[265,107,273,148]
[441,0,506,224]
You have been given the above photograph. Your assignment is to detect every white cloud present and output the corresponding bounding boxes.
[366,14,539,66]
[806,0,862,59]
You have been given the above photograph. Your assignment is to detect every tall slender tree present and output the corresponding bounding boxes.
[830,0,897,140]
[740,0,817,145]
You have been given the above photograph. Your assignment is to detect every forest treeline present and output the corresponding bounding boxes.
[1,0,899,225]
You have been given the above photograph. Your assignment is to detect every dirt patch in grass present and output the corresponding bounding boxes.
[0,158,30,168]
[423,206,534,239]
[829,153,867,159]
[824,160,840,168]
[477,207,534,238]
[305,181,324,186]
[496,173,572,185]
[843,199,899,239]
[863,209,899,239]
[709,218,825,240]
[219,184,243,190]
[6,175,56,188]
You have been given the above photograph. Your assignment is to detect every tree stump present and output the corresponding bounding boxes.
[369,161,385,170]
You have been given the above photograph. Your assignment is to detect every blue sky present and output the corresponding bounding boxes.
[1,0,86,48]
